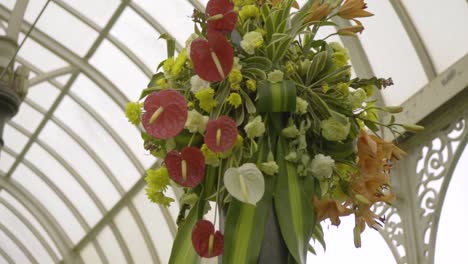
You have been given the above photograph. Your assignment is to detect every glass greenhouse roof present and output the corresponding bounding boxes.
[0,0,467,263]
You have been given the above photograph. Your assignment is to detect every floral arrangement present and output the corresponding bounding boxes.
[125,0,423,263]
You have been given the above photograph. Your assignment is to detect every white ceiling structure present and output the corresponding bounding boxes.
[0,0,467,263]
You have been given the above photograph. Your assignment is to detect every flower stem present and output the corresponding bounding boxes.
[213,157,223,227]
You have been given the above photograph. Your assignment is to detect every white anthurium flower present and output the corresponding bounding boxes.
[224,163,265,205]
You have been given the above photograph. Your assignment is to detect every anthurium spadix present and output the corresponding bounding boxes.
[224,163,265,205]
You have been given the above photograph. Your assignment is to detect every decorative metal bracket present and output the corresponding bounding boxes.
[374,93,468,264]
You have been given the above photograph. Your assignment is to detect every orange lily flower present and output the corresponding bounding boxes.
[314,197,353,226]
[306,0,331,22]
[338,0,374,20]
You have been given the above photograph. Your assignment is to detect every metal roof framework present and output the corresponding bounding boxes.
[0,0,466,263]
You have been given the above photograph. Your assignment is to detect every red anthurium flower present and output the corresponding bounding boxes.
[190,31,234,82]
[192,220,224,258]
[165,147,205,188]
[206,0,238,33]
[142,89,187,139]
[204,116,238,152]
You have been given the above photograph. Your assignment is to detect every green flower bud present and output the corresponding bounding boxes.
[382,106,403,113]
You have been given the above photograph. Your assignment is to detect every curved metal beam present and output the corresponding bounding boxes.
[128,2,182,50]
[51,0,153,78]
[389,0,437,80]
[0,5,129,108]
[187,0,205,12]
[0,222,39,264]
[22,94,135,264]
[29,66,74,86]
[2,127,109,264]
[0,245,14,264]
[69,161,177,262]
[6,119,129,264]
[1,146,109,264]
[0,173,79,263]
[0,196,60,263]
[16,57,145,181]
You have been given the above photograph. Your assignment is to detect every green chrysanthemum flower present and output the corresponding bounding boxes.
[125,102,141,126]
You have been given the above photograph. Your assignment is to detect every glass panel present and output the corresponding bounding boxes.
[110,8,167,70]
[166,187,180,223]
[1,0,15,9]
[89,39,148,101]
[34,2,98,56]
[435,146,468,263]
[97,226,127,264]
[80,244,103,264]
[12,163,85,243]
[0,191,61,258]
[64,0,120,28]
[132,189,174,263]
[115,207,152,263]
[358,1,427,106]
[133,0,194,45]
[19,0,47,23]
[0,151,15,173]
[2,124,28,153]
[70,75,154,169]
[55,74,72,86]
[0,229,29,264]
[402,0,468,72]
[17,36,68,72]
[0,203,54,263]
[25,143,102,227]
[11,101,43,133]
[27,81,60,109]
[308,215,394,263]
[39,121,121,210]
[54,95,140,190]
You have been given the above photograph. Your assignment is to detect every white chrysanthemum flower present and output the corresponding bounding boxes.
[296,97,309,114]
[310,154,335,179]
[244,116,265,138]
[190,75,210,93]
[267,70,284,83]
[241,31,263,55]
[185,110,209,134]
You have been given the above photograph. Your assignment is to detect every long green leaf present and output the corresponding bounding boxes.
[168,203,202,264]
[223,140,273,264]
[257,80,296,113]
[275,137,315,264]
